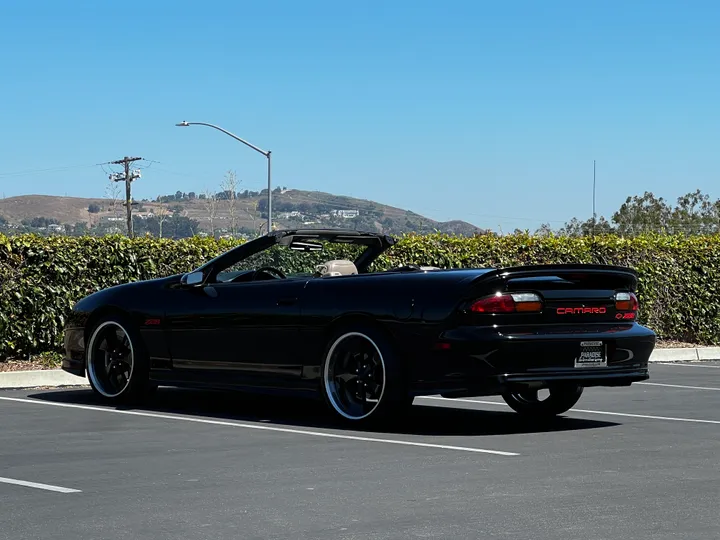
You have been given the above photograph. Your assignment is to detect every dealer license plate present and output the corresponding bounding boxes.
[574,341,607,368]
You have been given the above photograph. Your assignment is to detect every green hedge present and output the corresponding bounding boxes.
[1,232,719,359]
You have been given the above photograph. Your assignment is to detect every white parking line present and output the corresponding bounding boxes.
[636,381,720,391]
[0,396,518,457]
[562,409,720,425]
[0,476,81,494]
[418,396,720,425]
[656,362,720,369]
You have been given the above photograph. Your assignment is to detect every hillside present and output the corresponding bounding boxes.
[0,190,484,237]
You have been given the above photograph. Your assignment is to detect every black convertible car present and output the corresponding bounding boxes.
[63,229,655,424]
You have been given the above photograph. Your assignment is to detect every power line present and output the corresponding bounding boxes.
[0,164,99,177]
[135,159,160,171]
[149,166,196,178]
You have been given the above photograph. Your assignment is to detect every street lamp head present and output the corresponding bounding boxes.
[175,121,190,127]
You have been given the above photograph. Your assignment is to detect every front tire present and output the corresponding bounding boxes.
[86,315,151,404]
[502,384,584,418]
[320,326,411,425]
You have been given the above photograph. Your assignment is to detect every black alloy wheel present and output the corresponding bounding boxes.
[86,316,150,402]
[322,329,410,423]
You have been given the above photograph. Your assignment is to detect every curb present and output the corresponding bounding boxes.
[0,369,89,390]
[649,347,720,362]
[1,347,719,390]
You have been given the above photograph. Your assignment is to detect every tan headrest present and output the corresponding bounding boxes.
[315,259,358,277]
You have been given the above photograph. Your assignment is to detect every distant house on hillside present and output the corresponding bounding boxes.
[331,209,359,219]
[278,211,304,220]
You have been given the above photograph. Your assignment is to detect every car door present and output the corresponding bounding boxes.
[165,277,307,386]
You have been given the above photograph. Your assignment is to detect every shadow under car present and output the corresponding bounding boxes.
[26,387,620,436]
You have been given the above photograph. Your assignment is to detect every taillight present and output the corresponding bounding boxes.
[615,292,639,312]
[470,292,543,313]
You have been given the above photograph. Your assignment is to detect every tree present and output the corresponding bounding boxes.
[202,188,219,238]
[88,203,101,214]
[0,215,7,226]
[188,192,196,200]
[22,217,59,229]
[558,216,615,237]
[220,170,240,236]
[534,223,554,237]
[612,191,671,236]
[106,181,122,221]
[155,204,170,238]
[72,222,89,236]
[243,200,258,232]
[139,214,199,239]
[171,216,200,238]
[606,189,720,237]
[669,189,719,235]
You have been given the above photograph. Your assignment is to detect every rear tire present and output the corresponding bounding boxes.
[86,314,151,404]
[502,384,584,418]
[320,325,411,426]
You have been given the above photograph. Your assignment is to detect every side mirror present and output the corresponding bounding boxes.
[181,270,205,287]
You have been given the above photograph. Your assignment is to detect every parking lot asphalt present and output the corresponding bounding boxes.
[1,362,719,540]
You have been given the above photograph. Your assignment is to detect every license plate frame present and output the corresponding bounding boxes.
[574,340,607,368]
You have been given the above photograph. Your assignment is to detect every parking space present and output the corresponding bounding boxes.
[1,363,719,539]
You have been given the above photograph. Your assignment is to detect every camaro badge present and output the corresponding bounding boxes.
[556,307,607,315]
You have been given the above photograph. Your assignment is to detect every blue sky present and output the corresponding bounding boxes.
[1,0,718,231]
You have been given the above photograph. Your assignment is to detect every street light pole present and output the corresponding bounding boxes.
[266,150,272,235]
[176,121,272,234]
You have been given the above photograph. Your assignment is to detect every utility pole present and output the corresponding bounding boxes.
[592,159,596,222]
[109,156,142,237]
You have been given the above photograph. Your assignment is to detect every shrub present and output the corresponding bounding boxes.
[1,232,719,359]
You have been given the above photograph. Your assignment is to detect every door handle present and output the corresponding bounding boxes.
[277,297,298,306]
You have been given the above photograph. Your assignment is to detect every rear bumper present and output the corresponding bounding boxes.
[409,322,655,397]
[500,367,649,385]
[433,367,649,398]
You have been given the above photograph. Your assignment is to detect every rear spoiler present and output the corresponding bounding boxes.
[470,264,639,291]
